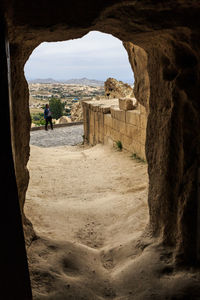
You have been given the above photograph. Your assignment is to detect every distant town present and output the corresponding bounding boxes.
[28,78,105,125]
[28,77,134,126]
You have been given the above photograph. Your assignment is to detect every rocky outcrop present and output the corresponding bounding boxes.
[56,116,71,124]
[70,101,83,122]
[104,78,134,99]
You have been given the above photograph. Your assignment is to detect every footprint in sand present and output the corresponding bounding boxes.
[101,250,115,270]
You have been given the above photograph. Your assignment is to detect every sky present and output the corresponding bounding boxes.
[24,31,134,84]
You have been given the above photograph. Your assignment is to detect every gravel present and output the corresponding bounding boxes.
[30,125,84,147]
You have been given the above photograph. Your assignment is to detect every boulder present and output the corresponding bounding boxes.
[104,78,134,99]
[56,116,72,124]
[119,97,137,111]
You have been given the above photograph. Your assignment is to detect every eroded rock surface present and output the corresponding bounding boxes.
[2,1,200,298]
[124,43,150,111]
[70,101,83,122]
[104,77,134,99]
[4,1,199,264]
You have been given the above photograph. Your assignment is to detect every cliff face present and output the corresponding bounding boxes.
[2,0,200,267]
[124,43,150,112]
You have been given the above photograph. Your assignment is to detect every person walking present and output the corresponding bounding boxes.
[44,104,53,131]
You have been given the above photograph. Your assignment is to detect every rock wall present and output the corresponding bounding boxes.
[83,99,147,160]
[2,0,200,268]
[124,43,150,111]
[0,22,33,299]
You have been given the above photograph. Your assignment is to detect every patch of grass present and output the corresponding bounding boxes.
[115,140,123,151]
[131,153,146,163]
[31,112,46,126]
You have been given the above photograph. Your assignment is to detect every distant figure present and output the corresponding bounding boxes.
[44,104,53,131]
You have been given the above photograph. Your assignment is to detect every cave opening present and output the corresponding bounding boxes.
[22,31,149,298]
[2,1,200,299]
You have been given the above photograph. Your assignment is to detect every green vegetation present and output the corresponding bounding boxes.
[49,97,65,119]
[115,140,123,151]
[31,113,46,126]
[131,153,146,163]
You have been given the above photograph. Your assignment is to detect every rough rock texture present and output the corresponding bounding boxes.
[124,43,150,111]
[9,50,31,214]
[2,1,200,295]
[119,97,137,111]
[104,77,134,99]
[70,101,83,122]
[0,23,33,300]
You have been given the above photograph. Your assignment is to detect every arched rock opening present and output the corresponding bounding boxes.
[1,0,200,298]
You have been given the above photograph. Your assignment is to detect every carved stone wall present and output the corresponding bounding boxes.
[1,0,200,265]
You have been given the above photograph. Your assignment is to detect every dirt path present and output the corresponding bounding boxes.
[25,143,149,299]
[30,125,84,147]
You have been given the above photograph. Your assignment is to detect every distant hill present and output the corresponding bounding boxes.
[28,78,57,84]
[28,77,104,86]
[63,78,104,86]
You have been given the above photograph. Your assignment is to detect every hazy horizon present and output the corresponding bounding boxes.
[24,31,134,84]
[26,77,133,85]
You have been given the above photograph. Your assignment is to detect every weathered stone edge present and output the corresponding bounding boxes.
[30,121,83,131]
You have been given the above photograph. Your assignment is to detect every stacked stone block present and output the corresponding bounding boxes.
[82,99,147,160]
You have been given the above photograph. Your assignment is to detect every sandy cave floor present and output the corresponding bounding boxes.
[25,141,200,300]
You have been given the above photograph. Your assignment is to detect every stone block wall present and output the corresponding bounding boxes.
[82,99,147,160]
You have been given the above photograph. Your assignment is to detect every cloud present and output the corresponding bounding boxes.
[24,31,134,82]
